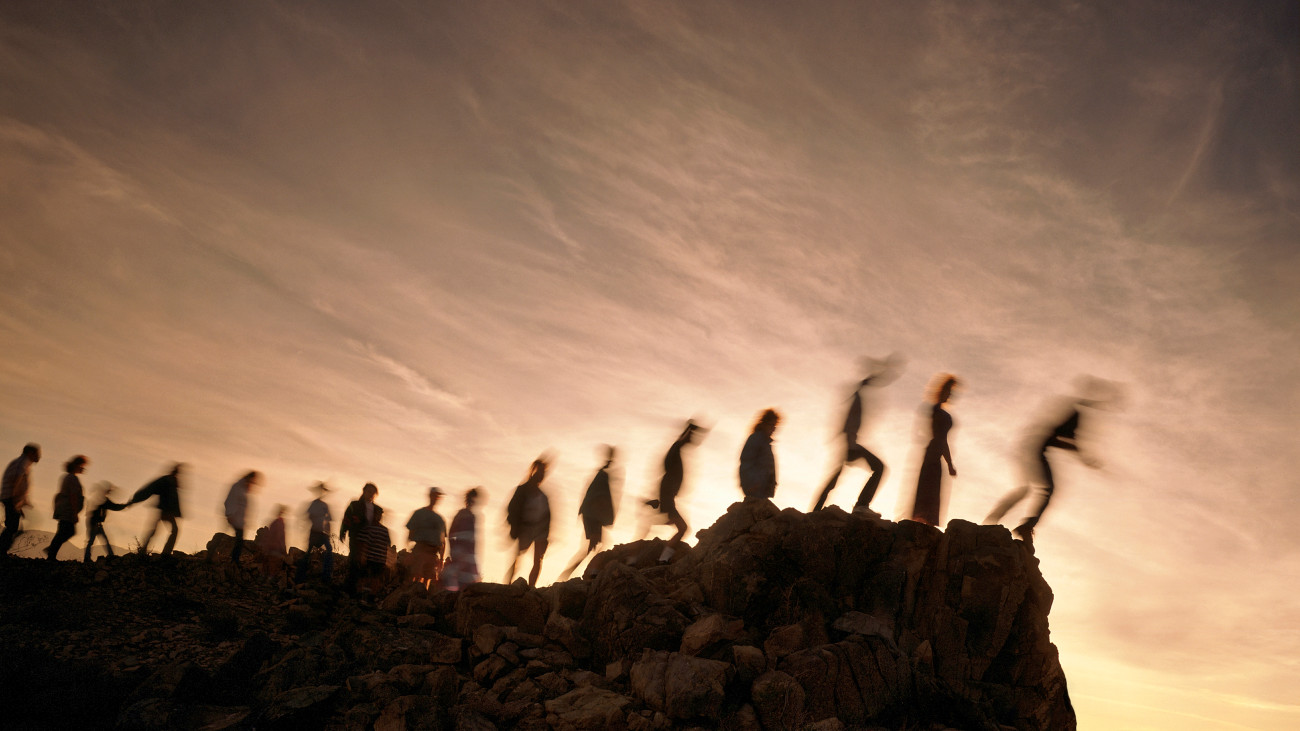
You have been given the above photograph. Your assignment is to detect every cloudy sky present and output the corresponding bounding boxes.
[1,1,1297,728]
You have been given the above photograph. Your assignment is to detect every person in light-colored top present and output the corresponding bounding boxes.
[0,443,41,554]
[295,482,334,583]
[443,488,480,592]
[406,487,447,589]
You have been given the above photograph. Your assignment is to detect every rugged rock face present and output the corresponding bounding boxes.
[0,501,1074,730]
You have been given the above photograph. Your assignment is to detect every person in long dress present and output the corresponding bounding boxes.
[911,374,959,527]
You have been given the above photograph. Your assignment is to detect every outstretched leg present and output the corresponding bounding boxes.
[658,507,687,563]
[558,538,599,581]
[161,518,179,556]
[1015,455,1056,538]
[813,467,843,511]
[853,446,886,511]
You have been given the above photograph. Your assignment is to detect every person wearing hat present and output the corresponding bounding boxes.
[295,482,334,583]
[406,487,447,589]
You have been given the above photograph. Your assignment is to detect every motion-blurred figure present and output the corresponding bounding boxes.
[443,488,481,591]
[84,483,126,562]
[260,505,287,575]
[506,458,552,587]
[911,375,959,527]
[558,446,618,580]
[223,471,261,566]
[295,482,334,583]
[0,443,41,554]
[813,354,905,515]
[645,420,705,565]
[985,377,1124,542]
[359,512,392,596]
[46,455,88,560]
[130,463,185,556]
[740,409,781,502]
[340,482,383,593]
[406,487,447,589]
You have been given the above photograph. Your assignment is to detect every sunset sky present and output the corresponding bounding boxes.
[1,1,1297,728]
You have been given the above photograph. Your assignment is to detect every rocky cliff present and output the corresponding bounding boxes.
[0,501,1073,731]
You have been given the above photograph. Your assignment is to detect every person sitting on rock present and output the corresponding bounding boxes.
[340,482,383,593]
[406,487,447,589]
[505,457,551,587]
[443,488,481,592]
[84,482,127,562]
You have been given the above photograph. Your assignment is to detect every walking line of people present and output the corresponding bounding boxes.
[1,362,1120,589]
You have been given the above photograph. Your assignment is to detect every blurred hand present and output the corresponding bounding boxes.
[948,466,958,477]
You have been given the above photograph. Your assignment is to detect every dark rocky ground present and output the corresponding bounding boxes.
[0,500,1074,730]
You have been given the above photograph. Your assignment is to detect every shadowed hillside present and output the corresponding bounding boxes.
[0,500,1073,730]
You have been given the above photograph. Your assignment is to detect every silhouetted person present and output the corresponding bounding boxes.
[260,505,287,575]
[740,409,781,502]
[911,375,959,527]
[84,483,126,562]
[813,354,905,515]
[985,377,1123,542]
[224,471,261,566]
[130,463,184,556]
[559,446,618,580]
[648,421,704,564]
[359,513,391,596]
[506,458,551,587]
[444,488,481,591]
[295,482,334,583]
[46,455,88,560]
[340,482,383,592]
[0,443,41,554]
[406,487,447,589]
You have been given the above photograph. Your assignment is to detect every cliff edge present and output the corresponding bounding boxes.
[0,500,1073,730]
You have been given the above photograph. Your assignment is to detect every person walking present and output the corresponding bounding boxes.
[84,482,126,562]
[813,354,904,515]
[558,446,618,580]
[406,487,447,589]
[340,483,383,592]
[645,421,704,565]
[985,377,1122,542]
[739,409,781,502]
[443,488,481,592]
[130,463,185,556]
[224,471,260,566]
[0,443,41,554]
[295,482,334,583]
[506,458,551,587]
[45,455,88,560]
